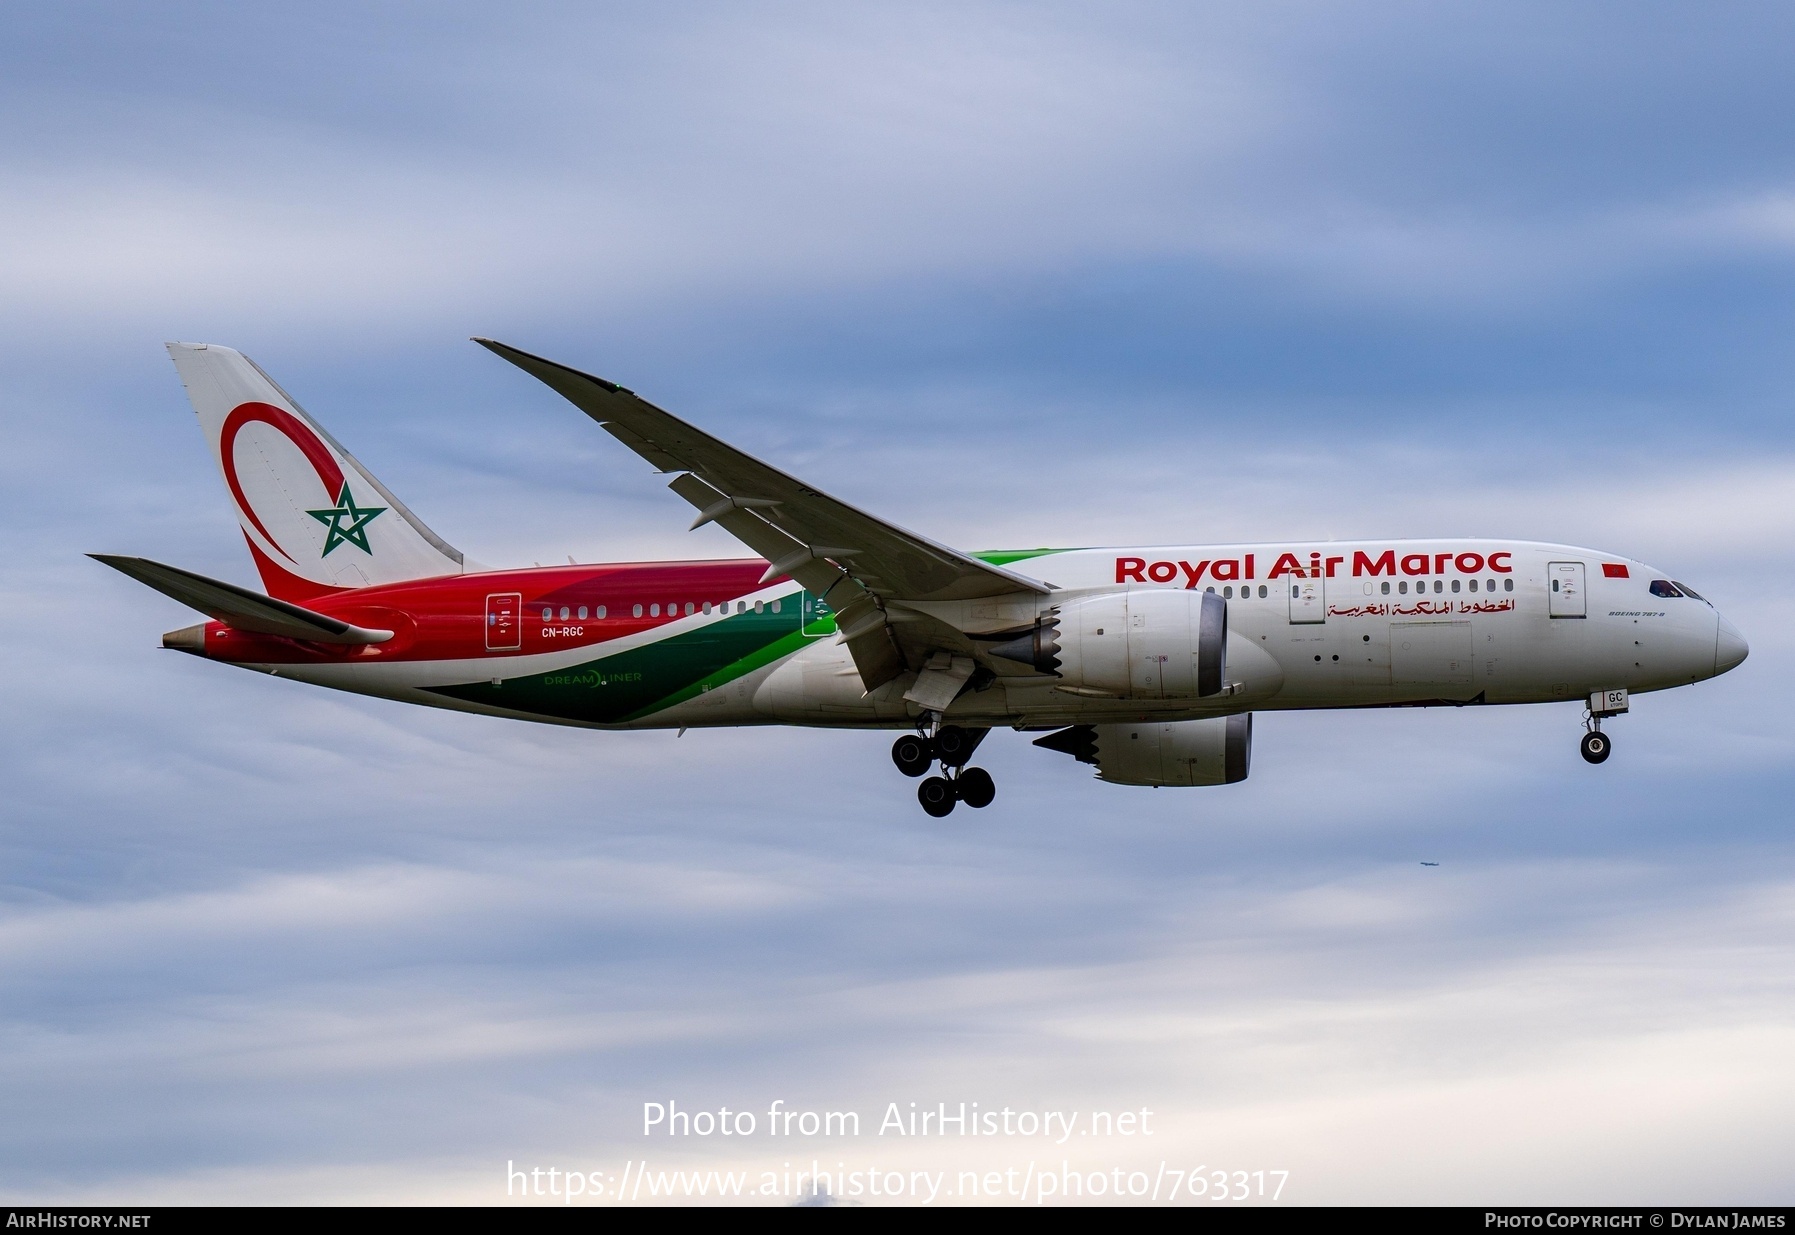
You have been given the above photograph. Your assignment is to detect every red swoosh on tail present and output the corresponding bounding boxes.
[219,401,346,563]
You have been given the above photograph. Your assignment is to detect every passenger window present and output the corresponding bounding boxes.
[771,599,782,613]
[1381,581,1390,595]
[1504,578,1513,592]
[540,607,551,621]
[1398,581,1408,594]
[577,606,588,619]
[1486,579,1494,591]
[685,602,695,616]
[1258,585,1267,598]
[1468,579,1477,592]
[702,601,712,615]
[738,601,747,614]
[754,600,764,614]
[1433,580,1443,593]
[596,606,606,619]
[1206,586,1215,594]
[1222,586,1233,599]
[1451,580,1461,593]
[650,603,660,616]
[632,604,643,618]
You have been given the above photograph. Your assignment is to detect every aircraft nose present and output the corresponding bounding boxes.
[1715,614,1749,675]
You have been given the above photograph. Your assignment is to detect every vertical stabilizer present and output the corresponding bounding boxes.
[166,343,465,601]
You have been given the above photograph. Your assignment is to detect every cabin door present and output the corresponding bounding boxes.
[1547,561,1586,618]
[801,590,835,637]
[1288,574,1325,624]
[485,592,522,650]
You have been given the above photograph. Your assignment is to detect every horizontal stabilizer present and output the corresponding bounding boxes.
[90,555,392,644]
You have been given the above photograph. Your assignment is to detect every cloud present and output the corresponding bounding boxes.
[10,852,1794,1203]
[0,5,1283,334]
[12,1,1795,342]
[3,0,1794,1205]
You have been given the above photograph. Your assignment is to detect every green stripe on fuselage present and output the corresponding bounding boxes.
[428,597,832,725]
[972,548,1070,567]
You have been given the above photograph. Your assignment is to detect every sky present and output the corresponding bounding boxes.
[1,0,1792,1206]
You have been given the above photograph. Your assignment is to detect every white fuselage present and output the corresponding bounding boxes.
[248,539,1743,732]
[667,539,1734,729]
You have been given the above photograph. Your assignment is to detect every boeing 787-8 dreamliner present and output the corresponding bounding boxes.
[95,341,1749,816]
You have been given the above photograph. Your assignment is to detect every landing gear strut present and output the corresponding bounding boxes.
[900,720,995,815]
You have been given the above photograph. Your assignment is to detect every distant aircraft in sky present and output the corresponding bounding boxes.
[95,341,1749,816]
[1420,862,1440,867]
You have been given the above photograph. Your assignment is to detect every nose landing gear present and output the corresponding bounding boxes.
[1580,688,1627,764]
[898,721,995,815]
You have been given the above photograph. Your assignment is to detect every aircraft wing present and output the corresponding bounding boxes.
[476,339,1052,691]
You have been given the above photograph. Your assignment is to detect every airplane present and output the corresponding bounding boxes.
[94,341,1751,817]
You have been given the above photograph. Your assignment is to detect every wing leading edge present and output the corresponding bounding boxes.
[475,338,1050,692]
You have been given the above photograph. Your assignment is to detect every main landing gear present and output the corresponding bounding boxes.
[892,723,994,817]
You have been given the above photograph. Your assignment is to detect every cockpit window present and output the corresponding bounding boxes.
[1648,580,1682,598]
[1671,581,1706,602]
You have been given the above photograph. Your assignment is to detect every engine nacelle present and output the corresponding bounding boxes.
[996,588,1227,699]
[1097,715,1252,786]
[1036,714,1253,787]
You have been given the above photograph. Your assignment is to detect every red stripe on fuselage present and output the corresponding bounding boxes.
[200,558,784,664]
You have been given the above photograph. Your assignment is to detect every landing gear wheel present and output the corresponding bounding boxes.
[1580,731,1611,764]
[934,725,976,767]
[956,766,996,809]
[892,734,935,778]
[918,776,957,817]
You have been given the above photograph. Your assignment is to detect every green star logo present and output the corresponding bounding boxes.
[306,483,387,557]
